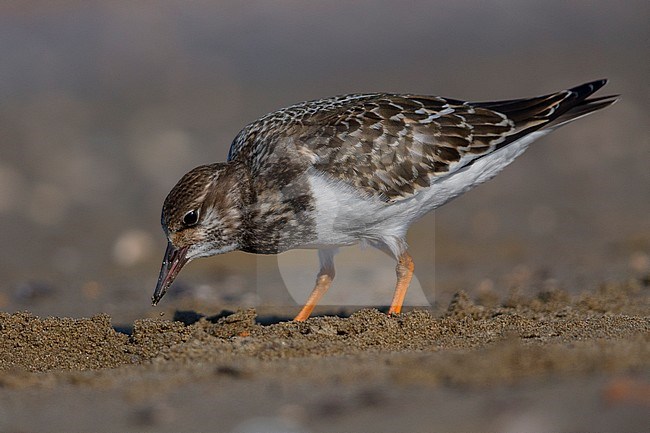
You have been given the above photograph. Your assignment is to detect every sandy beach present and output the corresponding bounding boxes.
[1,281,648,432]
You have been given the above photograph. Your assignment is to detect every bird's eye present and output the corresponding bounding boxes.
[182,209,199,226]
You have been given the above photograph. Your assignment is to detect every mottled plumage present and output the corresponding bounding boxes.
[153,80,617,320]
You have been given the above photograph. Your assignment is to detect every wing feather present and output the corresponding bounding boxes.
[228,80,616,202]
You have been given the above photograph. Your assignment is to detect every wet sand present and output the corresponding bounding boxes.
[1,280,648,432]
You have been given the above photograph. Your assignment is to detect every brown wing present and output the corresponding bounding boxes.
[228,80,615,202]
[299,94,516,201]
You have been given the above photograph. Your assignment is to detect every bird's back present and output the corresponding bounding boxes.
[227,80,616,205]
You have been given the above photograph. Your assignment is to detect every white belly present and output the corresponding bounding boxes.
[303,131,549,250]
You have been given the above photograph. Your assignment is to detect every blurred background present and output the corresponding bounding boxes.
[1,1,648,322]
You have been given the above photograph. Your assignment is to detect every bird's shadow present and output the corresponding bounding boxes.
[171,309,355,326]
[113,308,370,335]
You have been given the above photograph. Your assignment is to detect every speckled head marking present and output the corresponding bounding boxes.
[153,162,249,304]
[162,164,220,235]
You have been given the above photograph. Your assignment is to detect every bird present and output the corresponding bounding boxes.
[152,79,617,321]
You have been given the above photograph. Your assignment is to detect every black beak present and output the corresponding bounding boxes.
[152,242,190,305]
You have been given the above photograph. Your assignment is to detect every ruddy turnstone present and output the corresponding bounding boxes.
[152,79,617,320]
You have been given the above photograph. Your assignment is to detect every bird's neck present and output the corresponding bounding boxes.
[223,160,255,210]
[219,161,255,251]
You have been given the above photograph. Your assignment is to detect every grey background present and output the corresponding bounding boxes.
[1,1,648,322]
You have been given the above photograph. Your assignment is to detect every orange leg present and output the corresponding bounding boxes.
[388,251,414,315]
[293,272,334,321]
[293,249,336,321]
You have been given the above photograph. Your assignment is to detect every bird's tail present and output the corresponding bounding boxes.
[468,79,618,152]
[545,92,619,129]
[473,79,618,130]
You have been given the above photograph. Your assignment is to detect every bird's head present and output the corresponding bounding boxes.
[152,162,245,305]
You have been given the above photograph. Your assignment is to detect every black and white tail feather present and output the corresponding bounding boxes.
[477,78,616,128]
